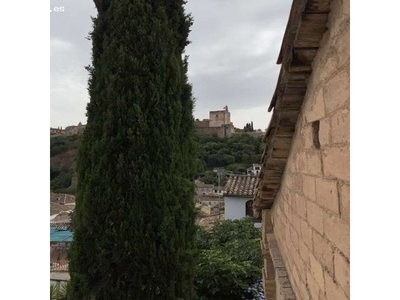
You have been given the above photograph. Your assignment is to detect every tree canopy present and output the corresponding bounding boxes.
[196,218,264,300]
[196,134,264,171]
[68,1,197,299]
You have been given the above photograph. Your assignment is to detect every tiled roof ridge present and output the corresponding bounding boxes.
[225,174,257,197]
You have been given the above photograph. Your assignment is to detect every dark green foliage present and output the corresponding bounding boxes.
[196,218,263,300]
[243,122,254,132]
[50,135,80,157]
[196,134,264,171]
[50,135,80,194]
[68,1,197,299]
[50,169,73,191]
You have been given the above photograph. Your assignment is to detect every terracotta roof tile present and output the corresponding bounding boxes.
[50,262,69,272]
[224,175,257,197]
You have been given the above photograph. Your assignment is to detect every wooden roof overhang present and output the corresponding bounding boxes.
[253,0,332,215]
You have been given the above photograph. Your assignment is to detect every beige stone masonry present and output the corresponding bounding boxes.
[305,88,325,123]
[322,146,350,181]
[333,250,350,297]
[306,201,324,235]
[309,252,325,290]
[318,118,331,147]
[323,212,350,259]
[302,176,316,202]
[315,178,339,215]
[307,271,323,300]
[312,231,334,274]
[324,271,347,300]
[331,108,350,145]
[339,184,350,222]
[259,0,349,299]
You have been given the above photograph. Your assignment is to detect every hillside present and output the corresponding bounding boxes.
[50,135,80,194]
[195,134,265,185]
[50,133,264,194]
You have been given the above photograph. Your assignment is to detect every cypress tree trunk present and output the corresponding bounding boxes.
[68,1,196,299]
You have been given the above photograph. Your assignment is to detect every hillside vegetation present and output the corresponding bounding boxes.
[50,133,264,194]
[195,134,264,185]
[50,135,80,194]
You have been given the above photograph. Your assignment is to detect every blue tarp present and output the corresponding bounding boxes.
[50,227,73,242]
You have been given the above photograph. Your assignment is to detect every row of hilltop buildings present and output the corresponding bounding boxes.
[195,106,264,138]
[50,122,86,137]
[51,108,262,139]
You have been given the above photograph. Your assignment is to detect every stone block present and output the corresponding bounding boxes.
[296,152,307,173]
[303,125,315,150]
[297,280,311,300]
[284,201,291,220]
[307,271,322,300]
[324,212,350,258]
[315,178,340,214]
[292,212,301,234]
[331,108,350,145]
[291,261,301,288]
[300,218,313,250]
[299,240,310,267]
[309,253,325,290]
[319,117,331,147]
[324,271,348,300]
[322,146,350,181]
[294,193,307,220]
[305,88,326,123]
[302,175,316,202]
[303,151,323,176]
[335,25,350,70]
[280,287,297,300]
[334,250,350,298]
[287,173,304,195]
[307,201,324,235]
[285,221,291,243]
[323,69,350,114]
[313,231,334,274]
[290,225,299,252]
[339,184,350,222]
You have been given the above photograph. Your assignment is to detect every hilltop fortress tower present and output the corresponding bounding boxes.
[195,106,235,138]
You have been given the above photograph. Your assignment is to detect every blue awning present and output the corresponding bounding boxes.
[50,227,73,242]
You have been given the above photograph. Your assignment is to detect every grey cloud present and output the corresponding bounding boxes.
[50,0,292,129]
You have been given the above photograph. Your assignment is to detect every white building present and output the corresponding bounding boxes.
[246,164,261,176]
[223,175,261,228]
[195,180,214,196]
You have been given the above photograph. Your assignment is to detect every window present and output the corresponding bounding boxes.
[245,200,254,217]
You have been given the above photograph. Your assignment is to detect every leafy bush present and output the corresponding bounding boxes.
[50,135,80,157]
[196,135,264,170]
[50,171,73,191]
[196,217,263,299]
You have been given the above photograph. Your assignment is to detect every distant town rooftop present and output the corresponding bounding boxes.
[224,175,257,197]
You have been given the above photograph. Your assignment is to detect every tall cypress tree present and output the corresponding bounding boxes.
[68,1,197,299]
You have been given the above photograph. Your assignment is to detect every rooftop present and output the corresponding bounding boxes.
[50,227,73,243]
[224,175,257,197]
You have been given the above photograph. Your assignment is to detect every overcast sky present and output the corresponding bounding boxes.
[50,0,292,130]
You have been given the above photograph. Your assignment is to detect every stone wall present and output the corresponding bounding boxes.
[268,0,349,299]
[209,110,230,127]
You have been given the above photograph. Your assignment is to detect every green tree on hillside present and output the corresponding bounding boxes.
[196,134,263,171]
[68,1,197,299]
[243,121,254,132]
[196,218,263,300]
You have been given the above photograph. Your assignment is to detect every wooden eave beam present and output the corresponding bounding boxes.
[254,0,332,214]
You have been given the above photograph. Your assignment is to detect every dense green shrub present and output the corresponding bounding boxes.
[196,218,263,300]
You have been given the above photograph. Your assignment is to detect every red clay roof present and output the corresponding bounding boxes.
[224,175,257,197]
